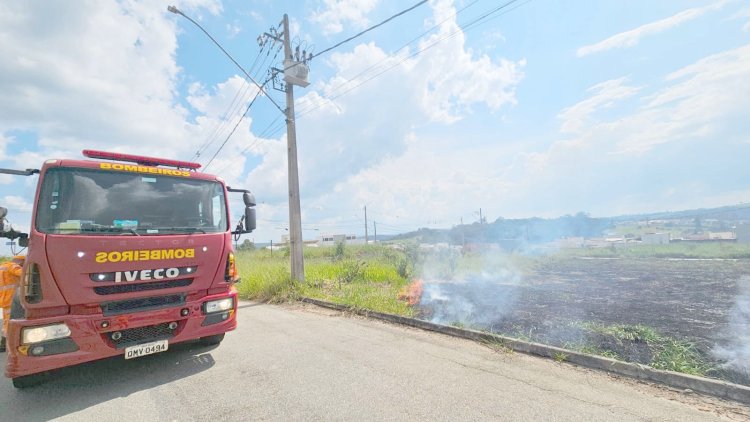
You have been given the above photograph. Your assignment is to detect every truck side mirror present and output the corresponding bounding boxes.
[244,207,256,233]
[227,187,257,235]
[18,234,28,248]
[243,192,256,207]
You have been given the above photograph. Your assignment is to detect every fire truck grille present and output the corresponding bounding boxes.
[108,322,177,349]
[101,294,186,316]
[94,279,192,295]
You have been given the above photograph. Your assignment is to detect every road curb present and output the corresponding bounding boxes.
[299,297,750,405]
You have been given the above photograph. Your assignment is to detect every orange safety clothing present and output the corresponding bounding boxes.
[1,256,24,337]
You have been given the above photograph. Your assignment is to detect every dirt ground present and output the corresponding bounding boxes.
[418,257,750,386]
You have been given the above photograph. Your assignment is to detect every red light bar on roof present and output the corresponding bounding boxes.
[82,150,202,170]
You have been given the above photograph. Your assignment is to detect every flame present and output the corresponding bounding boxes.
[398,278,424,306]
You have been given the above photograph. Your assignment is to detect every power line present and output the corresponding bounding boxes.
[311,0,429,60]
[295,0,526,120]
[192,79,253,162]
[202,85,266,171]
[259,0,528,141]
[197,46,282,165]
[206,1,498,169]
[168,5,285,114]
[191,40,285,163]
[299,0,484,112]
[199,1,529,176]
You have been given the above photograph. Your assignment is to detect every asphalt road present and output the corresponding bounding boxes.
[1,302,747,421]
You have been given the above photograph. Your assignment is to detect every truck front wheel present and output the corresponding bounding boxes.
[12,373,46,389]
[199,333,225,346]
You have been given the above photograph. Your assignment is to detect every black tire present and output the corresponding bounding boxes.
[12,373,46,389]
[199,333,225,346]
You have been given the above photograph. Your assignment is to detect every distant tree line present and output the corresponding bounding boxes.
[392,212,613,246]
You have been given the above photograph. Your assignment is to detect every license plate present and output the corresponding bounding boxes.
[124,340,168,359]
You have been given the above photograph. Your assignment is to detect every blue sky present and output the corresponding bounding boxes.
[1,0,749,247]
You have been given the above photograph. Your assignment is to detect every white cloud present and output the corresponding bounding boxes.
[310,0,380,35]
[318,42,750,226]
[234,0,525,237]
[491,43,750,217]
[1,195,33,213]
[557,78,640,134]
[226,22,242,38]
[577,1,726,57]
[248,0,524,201]
[176,0,222,16]
[728,6,750,31]
[0,0,220,166]
[417,0,525,122]
[615,43,750,154]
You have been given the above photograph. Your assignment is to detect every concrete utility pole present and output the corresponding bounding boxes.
[258,14,310,282]
[281,14,305,282]
[460,217,465,247]
[364,206,369,244]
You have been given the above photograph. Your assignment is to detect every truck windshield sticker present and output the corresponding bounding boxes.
[99,162,190,177]
[95,248,196,263]
[113,220,138,229]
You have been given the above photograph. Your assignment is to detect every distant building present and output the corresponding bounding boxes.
[672,231,737,243]
[317,234,363,247]
[642,233,670,245]
[584,236,638,249]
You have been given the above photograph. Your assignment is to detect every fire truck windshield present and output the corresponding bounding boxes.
[35,167,228,235]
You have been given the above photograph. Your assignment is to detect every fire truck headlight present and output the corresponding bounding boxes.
[21,324,71,344]
[204,298,233,314]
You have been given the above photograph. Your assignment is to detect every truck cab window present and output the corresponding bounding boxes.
[35,168,228,235]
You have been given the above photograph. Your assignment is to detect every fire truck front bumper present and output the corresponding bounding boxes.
[4,290,237,379]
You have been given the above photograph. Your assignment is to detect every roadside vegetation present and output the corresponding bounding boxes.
[558,242,750,259]
[234,243,415,316]
[564,323,713,376]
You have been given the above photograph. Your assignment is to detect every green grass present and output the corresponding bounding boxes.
[235,250,295,302]
[650,338,713,375]
[234,244,415,316]
[576,322,661,343]
[553,352,569,363]
[572,322,712,376]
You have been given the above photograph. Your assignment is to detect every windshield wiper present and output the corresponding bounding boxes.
[78,226,141,236]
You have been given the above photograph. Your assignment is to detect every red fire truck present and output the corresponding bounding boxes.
[0,150,255,388]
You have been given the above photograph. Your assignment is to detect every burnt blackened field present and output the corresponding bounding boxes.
[418,257,750,385]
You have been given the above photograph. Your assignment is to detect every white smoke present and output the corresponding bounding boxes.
[419,251,523,327]
[713,276,750,377]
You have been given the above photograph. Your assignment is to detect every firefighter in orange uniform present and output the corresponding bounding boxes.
[0,255,24,352]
